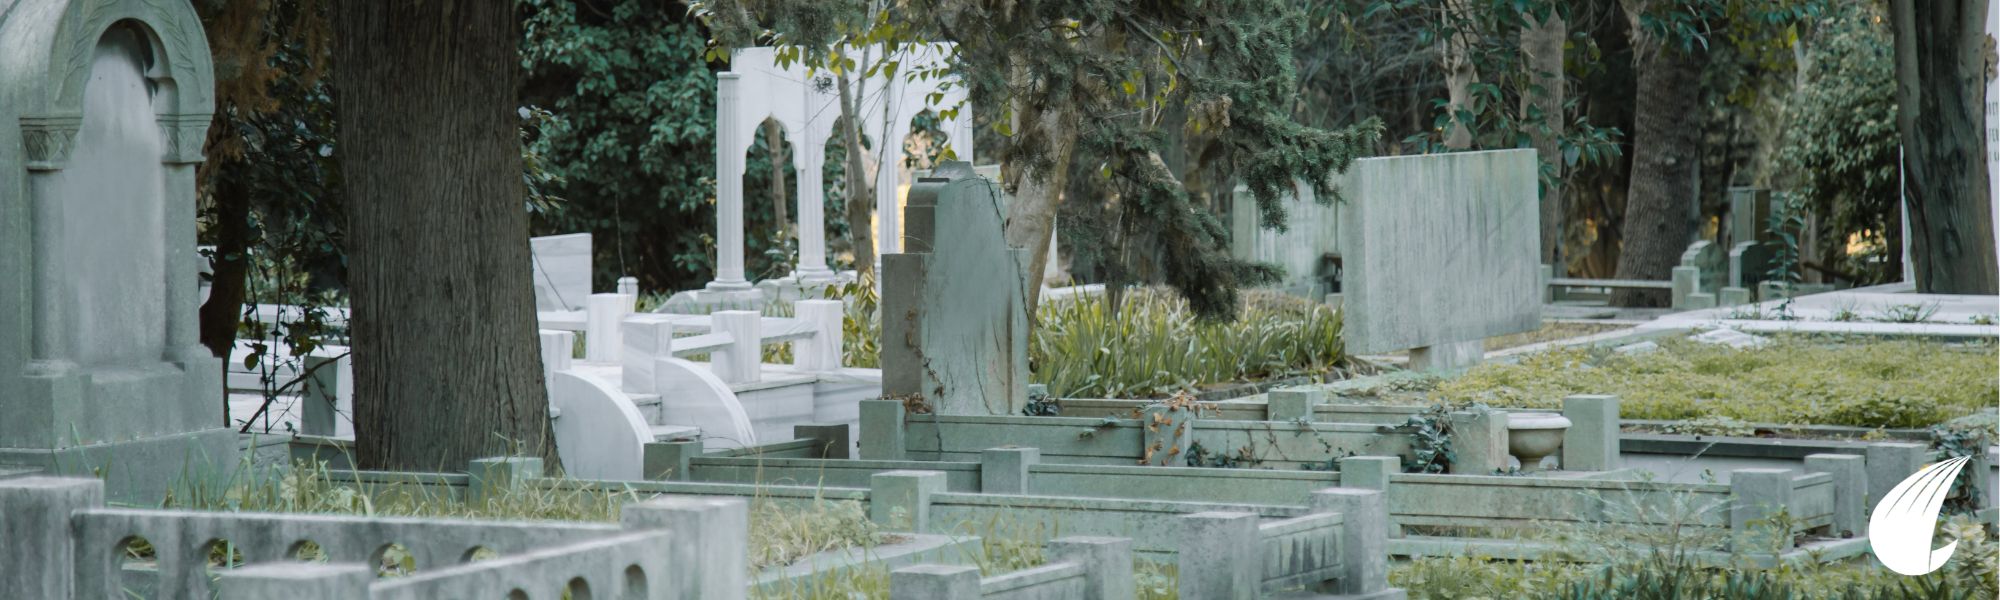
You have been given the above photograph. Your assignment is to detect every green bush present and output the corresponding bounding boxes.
[1031,289,1344,399]
[1435,337,1996,428]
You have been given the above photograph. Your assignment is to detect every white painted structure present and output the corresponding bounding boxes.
[705,45,973,297]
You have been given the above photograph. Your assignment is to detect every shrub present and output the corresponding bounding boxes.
[1031,289,1344,398]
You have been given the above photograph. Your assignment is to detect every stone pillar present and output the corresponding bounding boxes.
[619,315,672,393]
[709,73,752,292]
[466,456,542,507]
[216,563,372,600]
[1561,394,1620,472]
[889,564,979,600]
[1336,456,1401,538]
[1671,266,1699,309]
[860,399,907,460]
[871,470,946,531]
[1312,488,1395,596]
[1177,511,1260,600]
[1539,264,1554,303]
[622,495,748,600]
[791,299,843,372]
[794,91,834,282]
[1730,468,1795,555]
[981,447,1040,494]
[299,351,352,438]
[1447,408,1509,474]
[875,77,904,264]
[584,293,634,362]
[1047,536,1135,600]
[1267,387,1324,422]
[710,310,761,384]
[1140,405,1195,466]
[795,423,850,459]
[1866,443,1928,508]
[643,439,701,481]
[0,477,102,598]
[538,329,574,375]
[617,276,638,295]
[1805,454,1867,537]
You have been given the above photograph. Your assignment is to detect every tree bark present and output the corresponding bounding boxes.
[762,118,791,239]
[837,74,875,278]
[1521,12,1566,269]
[1441,0,1479,149]
[198,166,250,360]
[1889,0,1999,293]
[1610,5,1704,307]
[332,0,557,471]
[1002,97,1081,315]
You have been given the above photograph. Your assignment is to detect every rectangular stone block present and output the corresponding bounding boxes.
[1312,488,1394,596]
[1409,339,1485,372]
[1805,454,1867,537]
[710,310,762,384]
[1047,536,1135,600]
[622,495,748,600]
[1177,511,1260,600]
[620,314,675,392]
[1671,266,1699,309]
[1561,395,1620,472]
[0,477,103,598]
[1447,409,1509,474]
[795,423,851,459]
[1267,387,1324,422]
[859,399,906,460]
[981,446,1040,494]
[530,232,593,311]
[791,299,844,372]
[466,456,543,507]
[217,563,372,600]
[1720,287,1753,307]
[1866,443,1928,508]
[890,564,979,600]
[1730,468,1796,554]
[1140,405,1195,466]
[584,293,635,362]
[871,470,946,531]
[1337,456,1399,492]
[1685,292,1716,309]
[643,439,701,481]
[299,352,352,438]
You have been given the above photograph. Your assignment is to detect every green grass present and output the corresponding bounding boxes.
[1031,288,1345,399]
[1434,336,1998,428]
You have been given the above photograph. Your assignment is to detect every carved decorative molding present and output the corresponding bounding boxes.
[157,113,209,164]
[20,115,83,171]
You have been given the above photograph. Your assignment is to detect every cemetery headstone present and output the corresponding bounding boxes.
[880,162,1031,415]
[0,1,237,501]
[529,233,592,311]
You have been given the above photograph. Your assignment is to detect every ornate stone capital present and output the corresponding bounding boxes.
[158,113,210,164]
[19,114,82,171]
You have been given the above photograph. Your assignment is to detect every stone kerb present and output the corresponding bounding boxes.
[888,536,1133,600]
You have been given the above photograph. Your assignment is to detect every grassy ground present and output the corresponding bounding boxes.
[1427,335,1997,428]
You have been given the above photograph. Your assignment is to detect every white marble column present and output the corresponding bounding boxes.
[875,75,903,262]
[794,86,834,282]
[708,73,751,291]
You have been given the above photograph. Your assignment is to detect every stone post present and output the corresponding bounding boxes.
[889,564,979,600]
[299,351,351,438]
[1804,454,1867,537]
[217,563,372,600]
[619,315,673,393]
[622,495,748,600]
[1720,287,1753,307]
[795,423,851,459]
[643,439,702,481]
[1267,387,1324,422]
[1671,266,1699,309]
[466,457,543,507]
[860,399,907,460]
[1447,409,1509,474]
[1539,264,1554,303]
[792,299,844,372]
[1177,511,1260,600]
[1337,456,1399,492]
[981,447,1040,494]
[709,73,752,292]
[1140,404,1195,466]
[538,329,574,375]
[711,310,761,384]
[1047,536,1136,600]
[870,470,946,531]
[1730,468,1796,556]
[874,78,904,265]
[0,477,102,598]
[584,293,634,362]
[1561,394,1620,472]
[1312,488,1394,596]
[1866,443,1928,508]
[617,276,638,295]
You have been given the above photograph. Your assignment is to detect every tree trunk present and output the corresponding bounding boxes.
[1889,0,1999,293]
[837,74,875,278]
[198,165,250,360]
[1002,98,1081,314]
[1610,8,1704,307]
[1441,0,1479,149]
[1521,12,1566,269]
[762,119,791,239]
[332,0,557,471]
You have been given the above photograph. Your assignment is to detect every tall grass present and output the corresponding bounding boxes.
[1032,289,1344,398]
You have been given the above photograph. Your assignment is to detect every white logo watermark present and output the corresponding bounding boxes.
[1867,455,1973,576]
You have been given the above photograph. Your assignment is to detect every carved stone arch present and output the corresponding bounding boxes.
[14,0,216,170]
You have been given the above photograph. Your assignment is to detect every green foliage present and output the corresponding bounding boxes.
[1396,404,1457,474]
[1437,337,1998,428]
[1763,192,1809,317]
[1774,1,1901,285]
[1030,289,1344,399]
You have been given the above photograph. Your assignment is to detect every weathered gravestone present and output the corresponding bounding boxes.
[0,1,237,500]
[1337,149,1542,371]
[880,162,1031,415]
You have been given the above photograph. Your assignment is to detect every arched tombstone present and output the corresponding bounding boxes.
[0,1,236,501]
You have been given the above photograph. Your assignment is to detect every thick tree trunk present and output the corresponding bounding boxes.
[1610,12,1704,307]
[1889,0,1999,293]
[198,166,250,360]
[1521,12,1566,269]
[762,119,791,239]
[837,75,875,278]
[1442,0,1479,150]
[1002,98,1080,315]
[332,1,557,471]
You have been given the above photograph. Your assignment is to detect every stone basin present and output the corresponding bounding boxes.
[1507,412,1572,472]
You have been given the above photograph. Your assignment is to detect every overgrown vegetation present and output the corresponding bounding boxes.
[1435,336,1997,428]
[1032,289,1345,399]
